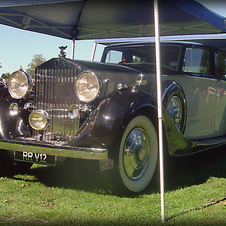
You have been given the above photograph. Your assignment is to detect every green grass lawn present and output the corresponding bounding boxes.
[0,147,225,225]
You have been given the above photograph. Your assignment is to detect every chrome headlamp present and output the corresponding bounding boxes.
[8,70,33,99]
[29,110,49,131]
[75,71,101,103]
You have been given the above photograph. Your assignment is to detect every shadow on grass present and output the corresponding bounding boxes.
[16,146,226,195]
[27,159,107,194]
[163,146,226,191]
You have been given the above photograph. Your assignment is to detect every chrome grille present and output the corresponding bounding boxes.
[33,68,80,144]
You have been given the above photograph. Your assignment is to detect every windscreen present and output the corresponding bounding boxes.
[103,44,181,71]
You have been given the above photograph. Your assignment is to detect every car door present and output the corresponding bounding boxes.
[182,46,217,139]
[214,51,226,137]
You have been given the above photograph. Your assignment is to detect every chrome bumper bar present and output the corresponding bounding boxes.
[0,140,108,160]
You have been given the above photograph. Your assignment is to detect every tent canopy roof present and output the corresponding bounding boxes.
[0,0,225,40]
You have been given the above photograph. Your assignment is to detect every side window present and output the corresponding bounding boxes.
[105,50,123,64]
[183,48,211,75]
[217,52,226,79]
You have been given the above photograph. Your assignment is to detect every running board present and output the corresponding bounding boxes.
[192,136,226,146]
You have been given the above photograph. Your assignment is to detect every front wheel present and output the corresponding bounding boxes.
[101,115,158,195]
[119,115,158,193]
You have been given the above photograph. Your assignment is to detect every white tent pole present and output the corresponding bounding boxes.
[154,0,165,223]
[91,42,97,61]
[71,38,75,59]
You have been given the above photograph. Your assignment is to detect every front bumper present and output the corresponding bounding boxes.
[0,139,108,160]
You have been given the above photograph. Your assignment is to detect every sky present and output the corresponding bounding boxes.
[0,26,97,74]
[0,1,226,74]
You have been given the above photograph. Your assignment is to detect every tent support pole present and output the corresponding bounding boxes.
[91,42,97,61]
[71,38,75,59]
[154,0,165,223]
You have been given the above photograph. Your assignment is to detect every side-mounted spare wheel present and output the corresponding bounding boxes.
[163,83,186,133]
[0,149,32,177]
[101,115,158,195]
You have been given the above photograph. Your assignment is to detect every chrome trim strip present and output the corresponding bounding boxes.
[0,140,108,160]
[192,136,226,146]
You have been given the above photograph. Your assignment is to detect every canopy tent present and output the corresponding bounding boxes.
[0,0,225,40]
[0,0,226,223]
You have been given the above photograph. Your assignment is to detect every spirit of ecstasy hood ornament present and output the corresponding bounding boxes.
[59,46,67,58]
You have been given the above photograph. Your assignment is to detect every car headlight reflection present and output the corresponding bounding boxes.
[75,71,101,102]
[8,70,33,99]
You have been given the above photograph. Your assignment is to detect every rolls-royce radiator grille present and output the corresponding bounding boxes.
[33,69,80,145]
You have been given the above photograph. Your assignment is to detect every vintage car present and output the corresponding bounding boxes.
[0,41,226,194]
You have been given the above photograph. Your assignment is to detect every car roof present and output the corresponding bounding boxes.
[104,41,203,48]
[95,34,226,52]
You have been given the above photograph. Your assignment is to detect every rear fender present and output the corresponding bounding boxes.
[162,81,195,155]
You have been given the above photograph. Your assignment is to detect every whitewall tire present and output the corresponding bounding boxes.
[118,115,158,193]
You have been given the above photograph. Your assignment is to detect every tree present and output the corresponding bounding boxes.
[1,72,10,84]
[26,54,46,78]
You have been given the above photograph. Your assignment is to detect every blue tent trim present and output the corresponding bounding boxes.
[170,0,226,33]
[0,0,76,7]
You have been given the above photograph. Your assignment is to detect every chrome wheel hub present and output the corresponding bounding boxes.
[123,128,149,180]
[167,95,183,130]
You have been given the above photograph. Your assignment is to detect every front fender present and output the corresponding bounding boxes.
[69,86,195,158]
[0,88,15,139]
[69,88,157,157]
[0,88,33,140]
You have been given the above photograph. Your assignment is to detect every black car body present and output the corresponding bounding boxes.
[1,41,226,193]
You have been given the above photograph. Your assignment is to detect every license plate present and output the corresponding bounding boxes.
[14,151,56,166]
